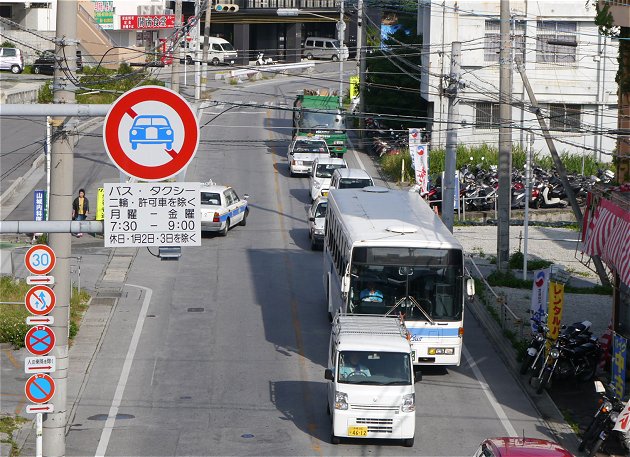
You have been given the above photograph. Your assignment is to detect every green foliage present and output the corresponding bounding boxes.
[380,151,413,182]
[38,81,53,103]
[118,62,133,75]
[1,40,16,48]
[0,414,28,457]
[508,251,553,271]
[487,269,612,295]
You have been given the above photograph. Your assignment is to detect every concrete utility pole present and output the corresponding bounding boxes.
[201,0,212,90]
[357,0,367,147]
[442,41,461,232]
[497,0,512,272]
[338,0,345,108]
[515,56,610,287]
[44,0,78,455]
[172,0,183,92]
[194,0,201,100]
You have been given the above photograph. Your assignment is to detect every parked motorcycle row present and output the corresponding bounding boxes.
[520,313,630,455]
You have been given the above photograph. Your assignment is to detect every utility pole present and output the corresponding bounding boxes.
[515,56,610,287]
[44,0,78,455]
[442,41,461,232]
[523,132,533,280]
[201,0,212,91]
[194,0,201,100]
[497,0,512,272]
[357,0,367,148]
[338,0,345,109]
[172,0,183,93]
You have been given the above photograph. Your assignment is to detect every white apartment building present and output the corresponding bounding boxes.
[419,1,619,161]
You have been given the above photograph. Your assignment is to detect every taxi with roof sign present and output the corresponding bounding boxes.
[199,181,249,236]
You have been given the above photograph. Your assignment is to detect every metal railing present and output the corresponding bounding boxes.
[467,255,525,339]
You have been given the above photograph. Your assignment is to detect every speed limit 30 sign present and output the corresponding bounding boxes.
[24,245,56,275]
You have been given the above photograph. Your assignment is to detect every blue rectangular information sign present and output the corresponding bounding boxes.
[612,332,628,399]
[33,190,46,221]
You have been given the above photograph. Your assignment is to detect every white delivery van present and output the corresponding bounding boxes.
[205,37,238,65]
[303,37,349,61]
[325,314,416,446]
[309,157,347,202]
[287,136,330,176]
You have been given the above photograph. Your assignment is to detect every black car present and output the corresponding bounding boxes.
[33,50,83,75]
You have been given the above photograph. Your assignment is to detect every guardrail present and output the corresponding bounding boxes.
[467,255,525,339]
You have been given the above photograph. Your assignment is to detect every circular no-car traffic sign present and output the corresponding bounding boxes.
[25,373,55,404]
[25,244,56,275]
[103,86,199,181]
[25,285,56,315]
[25,325,56,356]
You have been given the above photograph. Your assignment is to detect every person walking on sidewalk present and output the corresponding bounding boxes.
[72,188,89,237]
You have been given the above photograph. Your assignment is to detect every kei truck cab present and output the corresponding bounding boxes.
[325,314,416,446]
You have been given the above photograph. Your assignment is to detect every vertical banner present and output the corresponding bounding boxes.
[530,268,550,332]
[33,190,45,222]
[612,333,627,399]
[547,281,565,344]
[96,187,105,221]
[349,75,359,99]
[409,129,428,194]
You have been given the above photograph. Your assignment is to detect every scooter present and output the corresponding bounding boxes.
[255,52,273,65]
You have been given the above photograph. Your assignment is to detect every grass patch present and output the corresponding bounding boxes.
[0,414,28,457]
[487,269,612,295]
[560,409,581,435]
[380,152,413,183]
[508,251,553,271]
[0,276,90,348]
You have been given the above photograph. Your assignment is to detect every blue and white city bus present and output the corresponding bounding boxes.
[323,187,474,366]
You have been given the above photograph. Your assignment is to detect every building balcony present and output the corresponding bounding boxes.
[600,0,630,27]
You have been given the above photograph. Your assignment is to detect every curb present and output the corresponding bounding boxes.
[0,153,45,208]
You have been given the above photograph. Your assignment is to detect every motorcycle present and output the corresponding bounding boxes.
[579,380,630,456]
[533,326,600,394]
[255,52,274,65]
[519,315,549,376]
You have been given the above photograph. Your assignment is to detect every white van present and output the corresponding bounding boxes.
[325,314,416,446]
[303,37,349,61]
[329,168,374,190]
[309,157,347,202]
[287,137,330,176]
[187,37,238,65]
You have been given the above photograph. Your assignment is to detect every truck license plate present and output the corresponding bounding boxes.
[347,426,368,437]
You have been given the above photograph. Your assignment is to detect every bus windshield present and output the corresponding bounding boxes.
[348,247,463,321]
[337,351,412,385]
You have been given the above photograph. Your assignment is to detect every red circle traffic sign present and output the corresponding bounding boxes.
[25,325,56,356]
[103,86,199,181]
[25,373,55,404]
[25,244,56,275]
[25,285,56,315]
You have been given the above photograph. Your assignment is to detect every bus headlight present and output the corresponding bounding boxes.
[550,348,560,359]
[428,347,455,355]
[314,228,324,235]
[401,393,415,412]
[335,391,348,410]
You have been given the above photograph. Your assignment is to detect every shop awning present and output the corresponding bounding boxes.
[582,197,630,286]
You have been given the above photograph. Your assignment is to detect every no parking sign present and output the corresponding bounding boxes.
[103,86,199,181]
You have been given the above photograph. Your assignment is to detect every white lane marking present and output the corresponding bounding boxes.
[463,346,517,437]
[150,357,158,386]
[346,135,366,171]
[95,284,153,457]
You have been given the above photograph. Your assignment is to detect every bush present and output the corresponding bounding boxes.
[508,251,553,271]
[380,151,413,183]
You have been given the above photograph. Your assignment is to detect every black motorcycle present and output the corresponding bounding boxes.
[534,329,600,394]
[579,380,630,456]
[519,315,549,376]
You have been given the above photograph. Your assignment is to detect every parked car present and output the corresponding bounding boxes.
[302,37,349,61]
[309,157,347,202]
[308,197,327,250]
[473,437,573,457]
[33,50,83,75]
[0,47,24,74]
[200,182,249,236]
[181,37,238,65]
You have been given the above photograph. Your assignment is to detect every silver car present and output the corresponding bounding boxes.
[308,197,327,250]
[0,47,23,74]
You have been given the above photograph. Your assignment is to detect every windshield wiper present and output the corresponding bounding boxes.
[386,296,435,324]
[383,380,410,385]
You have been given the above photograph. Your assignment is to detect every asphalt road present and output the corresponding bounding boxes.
[2,66,565,455]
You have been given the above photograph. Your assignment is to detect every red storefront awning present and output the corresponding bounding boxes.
[582,197,630,286]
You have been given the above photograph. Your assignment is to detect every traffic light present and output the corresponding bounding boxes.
[214,4,239,12]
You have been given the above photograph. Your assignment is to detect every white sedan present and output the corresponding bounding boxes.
[200,183,249,236]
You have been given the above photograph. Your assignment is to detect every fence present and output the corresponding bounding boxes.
[467,255,526,340]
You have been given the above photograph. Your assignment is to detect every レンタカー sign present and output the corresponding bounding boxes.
[104,182,201,247]
[103,86,199,181]
[24,244,56,275]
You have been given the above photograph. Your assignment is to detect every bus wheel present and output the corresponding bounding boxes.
[403,438,414,447]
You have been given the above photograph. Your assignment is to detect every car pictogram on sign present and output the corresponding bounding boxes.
[129,115,174,150]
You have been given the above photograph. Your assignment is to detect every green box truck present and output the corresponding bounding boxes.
[293,92,347,156]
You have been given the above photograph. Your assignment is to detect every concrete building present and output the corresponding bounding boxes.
[419,1,619,161]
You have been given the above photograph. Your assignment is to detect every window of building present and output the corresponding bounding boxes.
[549,104,581,131]
[475,102,500,129]
[536,21,577,64]
[484,19,526,62]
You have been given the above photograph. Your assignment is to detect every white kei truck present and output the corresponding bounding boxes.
[325,314,416,446]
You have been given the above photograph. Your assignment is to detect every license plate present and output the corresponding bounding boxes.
[322,191,328,196]
[347,426,368,437]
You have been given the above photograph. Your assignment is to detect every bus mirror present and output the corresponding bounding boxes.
[399,267,413,276]
[324,368,334,381]
[466,278,476,297]
[341,275,350,294]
